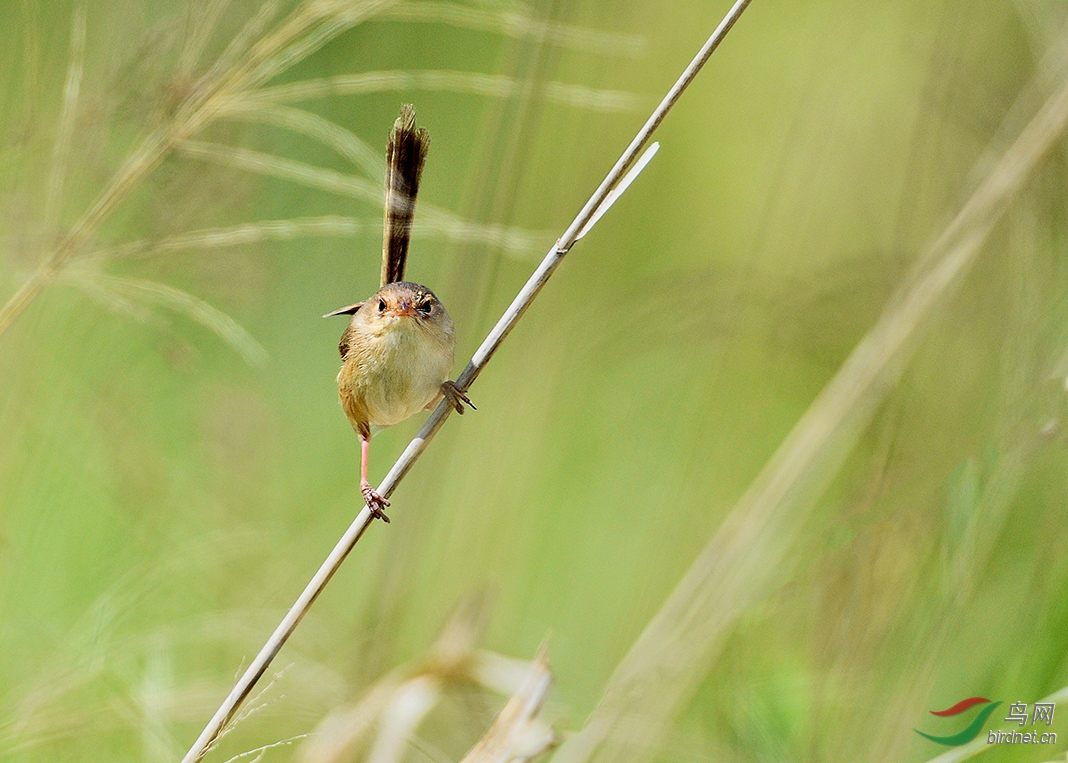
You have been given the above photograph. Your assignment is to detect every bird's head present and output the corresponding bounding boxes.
[354,281,452,341]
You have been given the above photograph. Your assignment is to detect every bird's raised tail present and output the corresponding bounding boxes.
[381,104,429,287]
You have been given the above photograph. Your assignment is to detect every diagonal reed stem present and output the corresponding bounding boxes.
[179,2,755,761]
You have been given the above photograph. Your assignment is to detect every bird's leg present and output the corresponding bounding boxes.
[360,433,390,523]
[439,380,476,414]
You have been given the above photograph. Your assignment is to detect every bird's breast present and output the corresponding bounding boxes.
[339,317,453,428]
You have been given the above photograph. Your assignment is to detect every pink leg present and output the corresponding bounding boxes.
[359,433,390,522]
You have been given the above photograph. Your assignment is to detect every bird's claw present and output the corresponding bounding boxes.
[440,380,475,414]
[361,484,391,523]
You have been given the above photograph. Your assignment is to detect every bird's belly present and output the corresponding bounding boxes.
[363,365,441,426]
[347,327,451,428]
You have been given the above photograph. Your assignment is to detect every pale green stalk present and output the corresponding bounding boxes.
[178,1,752,758]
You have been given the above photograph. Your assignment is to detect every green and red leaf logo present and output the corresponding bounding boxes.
[915,697,1001,746]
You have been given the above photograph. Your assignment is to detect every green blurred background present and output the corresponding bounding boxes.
[2,0,1068,761]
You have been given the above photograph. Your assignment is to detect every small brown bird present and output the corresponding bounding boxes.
[325,105,473,522]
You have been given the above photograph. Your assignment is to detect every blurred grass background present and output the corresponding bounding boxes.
[2,0,1068,761]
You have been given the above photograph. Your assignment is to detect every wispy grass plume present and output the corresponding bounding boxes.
[0,0,640,357]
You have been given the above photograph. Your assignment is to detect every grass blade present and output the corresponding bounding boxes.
[222,103,385,176]
[91,216,367,261]
[381,2,644,57]
[43,2,87,233]
[63,269,268,365]
[177,139,382,203]
[176,141,543,253]
[236,69,637,112]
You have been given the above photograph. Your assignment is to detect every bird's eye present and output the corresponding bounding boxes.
[417,302,432,316]
[378,299,386,312]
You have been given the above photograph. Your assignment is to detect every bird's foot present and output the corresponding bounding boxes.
[361,483,391,523]
[440,380,476,414]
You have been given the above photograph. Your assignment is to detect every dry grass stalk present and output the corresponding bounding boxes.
[179,1,754,759]
[295,601,549,763]
[459,648,555,763]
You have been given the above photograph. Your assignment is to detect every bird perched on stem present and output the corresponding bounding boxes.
[325,105,473,522]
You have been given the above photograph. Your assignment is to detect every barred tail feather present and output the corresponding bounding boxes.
[381,104,429,286]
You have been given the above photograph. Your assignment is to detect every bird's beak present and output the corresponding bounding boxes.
[388,300,416,318]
